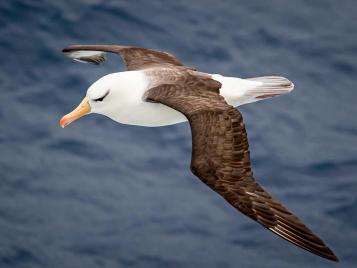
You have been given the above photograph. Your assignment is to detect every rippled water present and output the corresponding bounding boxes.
[1,0,357,267]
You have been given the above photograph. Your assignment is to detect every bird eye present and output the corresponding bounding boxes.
[94,96,105,102]
[93,90,110,102]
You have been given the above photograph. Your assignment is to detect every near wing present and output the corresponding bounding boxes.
[62,44,183,71]
[146,82,338,262]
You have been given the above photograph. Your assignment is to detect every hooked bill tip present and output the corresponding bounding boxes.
[59,116,70,128]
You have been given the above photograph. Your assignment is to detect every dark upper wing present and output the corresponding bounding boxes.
[146,83,338,262]
[62,44,183,71]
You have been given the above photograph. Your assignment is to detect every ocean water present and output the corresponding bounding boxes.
[1,0,357,267]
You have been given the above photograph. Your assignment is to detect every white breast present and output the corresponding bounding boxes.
[114,101,187,127]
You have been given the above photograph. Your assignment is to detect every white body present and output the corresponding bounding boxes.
[86,71,293,127]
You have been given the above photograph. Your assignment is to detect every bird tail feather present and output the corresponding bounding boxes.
[244,76,294,102]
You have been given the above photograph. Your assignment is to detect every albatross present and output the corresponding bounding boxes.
[60,44,338,261]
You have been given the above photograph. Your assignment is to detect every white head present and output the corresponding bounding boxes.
[60,72,146,127]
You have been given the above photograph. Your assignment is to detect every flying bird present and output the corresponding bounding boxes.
[60,44,338,261]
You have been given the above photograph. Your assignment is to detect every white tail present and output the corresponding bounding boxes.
[247,76,294,97]
[212,74,294,107]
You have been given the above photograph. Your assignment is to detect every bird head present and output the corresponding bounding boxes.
[59,72,136,128]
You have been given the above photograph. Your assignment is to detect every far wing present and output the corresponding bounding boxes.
[62,44,183,70]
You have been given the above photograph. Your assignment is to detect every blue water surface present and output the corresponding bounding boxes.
[1,1,357,267]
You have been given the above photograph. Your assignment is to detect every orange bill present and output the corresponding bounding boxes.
[60,96,91,128]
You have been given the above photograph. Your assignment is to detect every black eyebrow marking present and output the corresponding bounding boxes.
[93,90,110,102]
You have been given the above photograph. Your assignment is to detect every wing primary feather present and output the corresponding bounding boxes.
[64,50,106,65]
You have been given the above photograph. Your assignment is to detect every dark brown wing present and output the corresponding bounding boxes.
[146,83,338,262]
[62,44,183,70]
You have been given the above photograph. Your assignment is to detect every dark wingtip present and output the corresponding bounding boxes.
[267,222,339,262]
[62,45,74,53]
[326,252,339,262]
[313,245,339,262]
[321,244,339,262]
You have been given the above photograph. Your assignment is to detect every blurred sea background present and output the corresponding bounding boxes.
[1,0,357,267]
